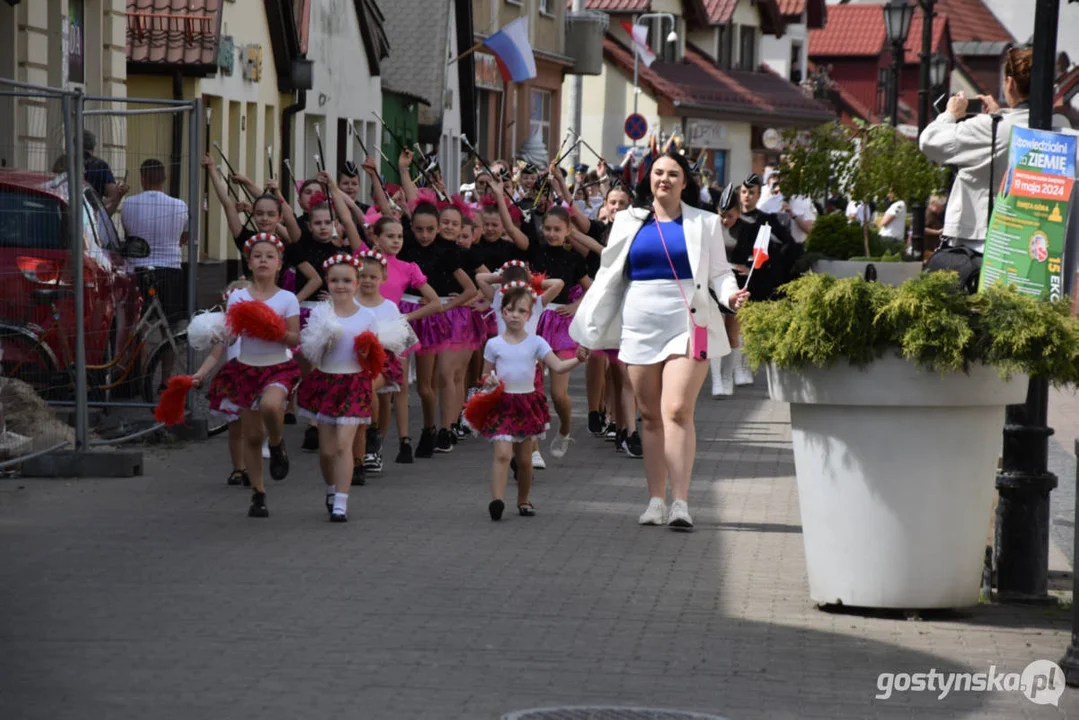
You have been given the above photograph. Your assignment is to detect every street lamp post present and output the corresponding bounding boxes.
[911,0,939,261]
[632,12,678,118]
[883,0,913,128]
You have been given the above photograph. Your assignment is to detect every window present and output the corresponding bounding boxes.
[790,42,803,84]
[530,89,552,153]
[648,18,677,62]
[713,150,728,186]
[739,26,757,70]
[0,191,65,249]
[85,188,121,251]
[717,25,734,70]
[539,0,553,15]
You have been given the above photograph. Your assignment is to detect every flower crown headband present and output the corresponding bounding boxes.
[322,253,362,271]
[243,233,285,256]
[499,280,539,300]
[499,260,528,275]
[355,250,388,267]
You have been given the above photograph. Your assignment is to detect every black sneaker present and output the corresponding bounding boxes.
[489,499,505,521]
[363,451,383,474]
[268,440,290,480]
[248,491,269,518]
[588,410,606,436]
[434,428,454,453]
[415,428,436,458]
[284,412,297,425]
[603,422,617,442]
[330,510,348,523]
[396,437,414,464]
[227,469,248,486]
[615,429,627,454]
[366,426,382,456]
[352,464,366,486]
[453,420,470,440]
[302,426,319,452]
[624,431,643,458]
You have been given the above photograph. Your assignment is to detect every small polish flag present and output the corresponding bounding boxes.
[752,224,771,268]
[620,20,656,67]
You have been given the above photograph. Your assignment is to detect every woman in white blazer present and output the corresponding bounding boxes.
[569,152,749,530]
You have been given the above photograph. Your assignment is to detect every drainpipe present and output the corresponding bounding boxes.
[281,90,307,205]
[169,70,184,198]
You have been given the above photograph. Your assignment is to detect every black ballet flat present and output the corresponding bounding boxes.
[488,499,505,521]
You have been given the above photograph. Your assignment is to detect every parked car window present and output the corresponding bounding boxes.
[0,190,66,249]
[84,188,121,252]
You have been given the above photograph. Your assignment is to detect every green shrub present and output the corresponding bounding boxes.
[738,272,1079,382]
[805,214,892,261]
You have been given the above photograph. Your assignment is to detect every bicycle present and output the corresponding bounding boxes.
[0,267,229,436]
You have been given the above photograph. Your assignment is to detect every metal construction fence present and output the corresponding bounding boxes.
[0,78,221,471]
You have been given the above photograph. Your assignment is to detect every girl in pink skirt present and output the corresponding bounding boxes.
[365,216,443,464]
[528,206,592,460]
[201,280,251,487]
[464,283,581,521]
[353,249,420,476]
[195,234,301,519]
[296,254,384,522]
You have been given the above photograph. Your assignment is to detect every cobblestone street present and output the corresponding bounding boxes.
[1,378,1076,719]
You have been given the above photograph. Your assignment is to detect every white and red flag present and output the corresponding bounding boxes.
[620,20,656,67]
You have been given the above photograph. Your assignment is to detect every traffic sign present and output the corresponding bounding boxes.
[624,113,648,141]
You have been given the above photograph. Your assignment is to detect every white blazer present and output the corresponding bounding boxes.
[568,202,740,360]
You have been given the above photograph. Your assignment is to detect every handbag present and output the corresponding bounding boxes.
[653,210,708,360]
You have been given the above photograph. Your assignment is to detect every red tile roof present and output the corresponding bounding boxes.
[604,36,835,123]
[936,0,1013,43]
[702,0,737,24]
[777,0,804,14]
[126,0,223,66]
[580,0,650,11]
[809,4,949,61]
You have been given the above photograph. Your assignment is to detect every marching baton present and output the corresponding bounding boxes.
[348,120,369,157]
[218,166,256,232]
[372,111,408,154]
[266,145,275,182]
[282,158,301,212]
[313,131,340,240]
[532,138,583,203]
[212,141,255,202]
[460,134,532,221]
[412,143,448,202]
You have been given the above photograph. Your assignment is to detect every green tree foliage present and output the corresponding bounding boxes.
[738,272,1079,382]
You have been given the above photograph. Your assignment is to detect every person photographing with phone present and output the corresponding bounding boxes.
[569,151,749,531]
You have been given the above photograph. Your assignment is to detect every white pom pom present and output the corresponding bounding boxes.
[188,310,228,351]
[376,316,417,355]
[299,301,342,367]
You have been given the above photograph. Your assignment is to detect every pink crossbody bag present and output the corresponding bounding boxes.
[652,211,708,361]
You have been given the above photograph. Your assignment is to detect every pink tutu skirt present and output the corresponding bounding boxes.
[469,306,491,348]
[442,305,482,352]
[378,352,403,394]
[399,297,451,355]
[483,310,498,338]
[219,359,302,414]
[280,268,297,293]
[297,369,373,425]
[537,308,577,357]
[598,348,622,363]
[465,391,550,443]
[206,360,242,422]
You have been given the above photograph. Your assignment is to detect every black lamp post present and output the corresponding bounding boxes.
[910,0,937,260]
[883,0,914,128]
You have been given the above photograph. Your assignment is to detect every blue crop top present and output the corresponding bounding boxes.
[627,216,693,281]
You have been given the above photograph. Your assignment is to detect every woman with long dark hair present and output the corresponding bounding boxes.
[570,152,749,530]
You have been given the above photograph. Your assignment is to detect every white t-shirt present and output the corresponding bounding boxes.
[879,200,907,240]
[787,195,817,244]
[492,289,543,336]
[121,190,189,269]
[226,338,241,362]
[484,334,552,394]
[320,306,379,374]
[359,298,401,325]
[227,288,299,366]
[846,201,870,225]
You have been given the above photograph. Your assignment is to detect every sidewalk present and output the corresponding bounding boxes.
[0,376,1076,719]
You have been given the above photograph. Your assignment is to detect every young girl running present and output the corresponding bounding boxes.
[353,249,417,475]
[202,280,251,487]
[195,233,301,518]
[465,282,581,521]
[362,216,442,463]
[296,254,383,522]
[527,205,591,459]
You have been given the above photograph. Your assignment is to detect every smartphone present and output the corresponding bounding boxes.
[965,98,984,115]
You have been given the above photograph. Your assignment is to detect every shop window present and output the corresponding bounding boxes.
[529,88,552,154]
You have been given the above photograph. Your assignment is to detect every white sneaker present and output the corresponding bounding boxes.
[531,450,546,469]
[549,433,573,459]
[638,497,668,525]
[261,440,270,459]
[668,500,694,531]
[711,356,734,397]
[732,348,754,386]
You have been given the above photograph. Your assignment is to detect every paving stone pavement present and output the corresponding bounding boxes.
[1,375,1077,720]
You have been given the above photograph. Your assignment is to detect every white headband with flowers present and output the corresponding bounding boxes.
[321,253,363,271]
[355,249,388,267]
[499,280,539,301]
[243,232,285,256]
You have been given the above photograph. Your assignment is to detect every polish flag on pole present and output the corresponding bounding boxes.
[620,20,656,67]
[744,224,771,288]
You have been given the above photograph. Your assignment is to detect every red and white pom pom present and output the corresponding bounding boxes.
[154,375,194,426]
[188,310,228,351]
[226,301,287,342]
[529,272,547,296]
[463,375,505,431]
[298,301,341,368]
[353,331,386,377]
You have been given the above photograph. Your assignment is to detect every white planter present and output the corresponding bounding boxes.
[767,356,1029,609]
[812,259,922,287]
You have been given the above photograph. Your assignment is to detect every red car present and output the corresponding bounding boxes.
[0,170,146,396]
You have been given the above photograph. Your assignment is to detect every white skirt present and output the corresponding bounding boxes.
[620,279,694,365]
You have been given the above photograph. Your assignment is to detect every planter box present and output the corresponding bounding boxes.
[812,260,922,287]
[767,356,1028,609]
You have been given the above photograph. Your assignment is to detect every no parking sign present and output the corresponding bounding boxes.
[624,113,647,141]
